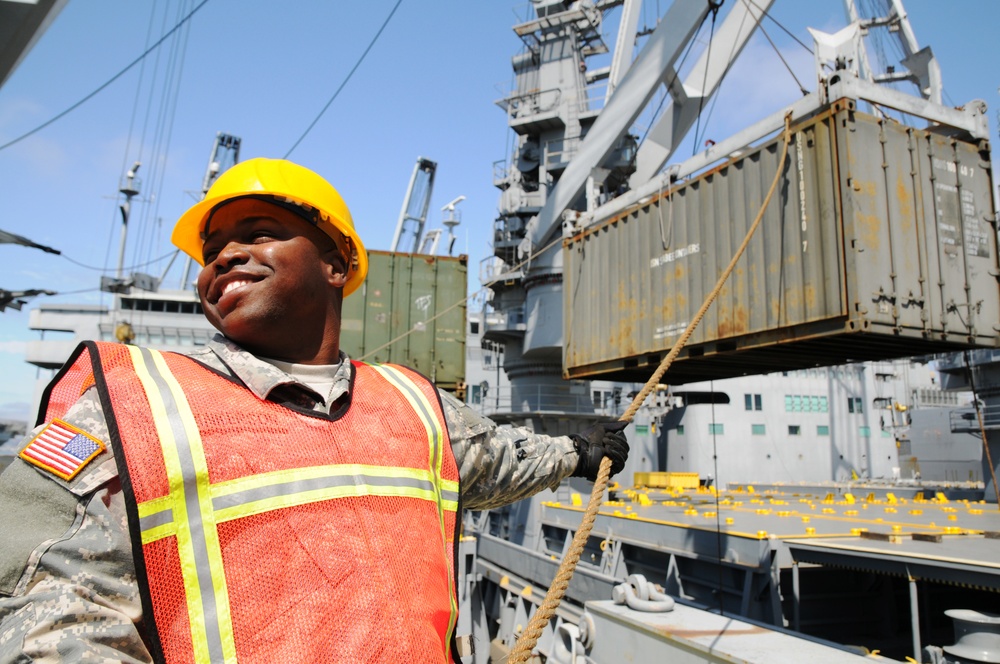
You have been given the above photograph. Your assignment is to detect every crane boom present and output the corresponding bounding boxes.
[391,157,437,253]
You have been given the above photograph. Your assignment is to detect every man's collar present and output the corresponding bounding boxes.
[204,333,349,403]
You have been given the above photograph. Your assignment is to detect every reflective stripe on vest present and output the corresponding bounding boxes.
[366,363,460,647]
[122,346,458,663]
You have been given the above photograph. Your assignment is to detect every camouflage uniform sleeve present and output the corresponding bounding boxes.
[0,388,151,664]
[438,390,579,511]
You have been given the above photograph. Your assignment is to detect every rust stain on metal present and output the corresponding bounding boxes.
[895,174,914,228]
[785,288,801,310]
[804,284,816,310]
[857,210,882,252]
[660,296,675,323]
[733,306,748,335]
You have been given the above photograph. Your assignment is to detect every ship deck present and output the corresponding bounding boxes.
[540,481,1000,593]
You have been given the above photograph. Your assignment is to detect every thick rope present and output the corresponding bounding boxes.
[507,113,794,662]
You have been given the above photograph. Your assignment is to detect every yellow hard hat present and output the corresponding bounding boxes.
[171,157,368,297]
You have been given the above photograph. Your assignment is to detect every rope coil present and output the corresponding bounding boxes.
[506,113,794,662]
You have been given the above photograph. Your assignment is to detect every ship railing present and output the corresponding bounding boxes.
[97,322,214,348]
[482,306,526,335]
[579,78,608,114]
[497,87,562,118]
[492,159,509,188]
[496,76,607,121]
[468,383,625,418]
[480,255,524,288]
[949,403,1000,432]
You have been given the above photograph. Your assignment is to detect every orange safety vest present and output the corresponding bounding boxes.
[41,342,461,664]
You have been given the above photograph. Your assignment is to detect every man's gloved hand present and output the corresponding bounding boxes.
[571,421,629,482]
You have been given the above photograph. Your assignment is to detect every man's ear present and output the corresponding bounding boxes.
[325,249,349,288]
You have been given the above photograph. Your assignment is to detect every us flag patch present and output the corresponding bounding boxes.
[20,419,106,481]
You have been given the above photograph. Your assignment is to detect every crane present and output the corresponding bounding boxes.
[391,157,437,253]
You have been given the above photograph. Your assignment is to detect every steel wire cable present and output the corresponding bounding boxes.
[742,0,813,55]
[507,112,794,663]
[691,1,721,155]
[61,250,176,272]
[283,0,404,158]
[0,0,210,153]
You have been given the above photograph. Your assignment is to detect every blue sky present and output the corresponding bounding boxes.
[0,0,997,422]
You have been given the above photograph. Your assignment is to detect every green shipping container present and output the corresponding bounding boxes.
[340,250,467,392]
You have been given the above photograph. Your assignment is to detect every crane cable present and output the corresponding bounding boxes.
[507,111,794,662]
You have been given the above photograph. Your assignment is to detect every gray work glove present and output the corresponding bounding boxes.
[571,421,629,481]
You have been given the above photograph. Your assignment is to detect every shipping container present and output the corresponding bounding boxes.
[564,99,999,384]
[341,250,467,391]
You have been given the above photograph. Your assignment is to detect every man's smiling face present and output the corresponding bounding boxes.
[196,197,348,363]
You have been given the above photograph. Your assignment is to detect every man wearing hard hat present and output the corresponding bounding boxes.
[0,159,628,662]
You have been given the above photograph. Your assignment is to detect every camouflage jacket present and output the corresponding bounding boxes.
[0,336,578,662]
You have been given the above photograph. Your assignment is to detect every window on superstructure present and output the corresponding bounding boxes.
[817,425,830,436]
[751,424,766,435]
[470,321,479,334]
[676,424,685,435]
[848,397,863,414]
[746,394,762,410]
[788,425,801,436]
[708,423,724,435]
[859,425,871,437]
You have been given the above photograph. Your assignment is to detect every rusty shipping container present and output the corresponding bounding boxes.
[563,100,999,384]
[340,250,467,391]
